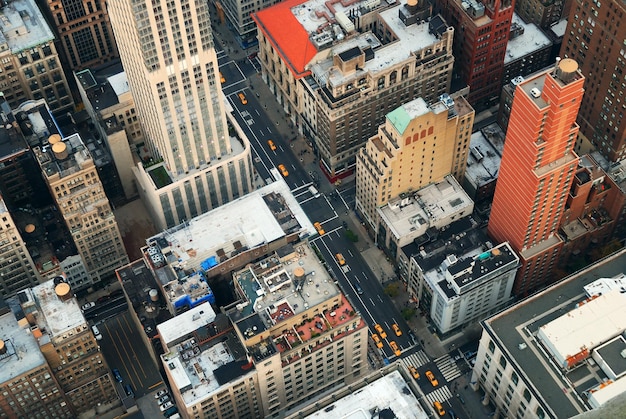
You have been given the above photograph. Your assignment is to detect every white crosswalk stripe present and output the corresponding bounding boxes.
[434,355,462,382]
[401,350,430,369]
[424,385,453,404]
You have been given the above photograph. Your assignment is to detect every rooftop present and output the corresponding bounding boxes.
[378,175,474,243]
[29,278,86,338]
[34,132,93,180]
[505,13,552,64]
[157,302,216,348]
[162,334,250,406]
[483,249,626,418]
[0,0,54,53]
[425,242,519,299]
[301,369,428,418]
[75,61,128,113]
[0,304,47,383]
[0,97,29,161]
[464,123,504,188]
[146,179,314,275]
[549,18,567,38]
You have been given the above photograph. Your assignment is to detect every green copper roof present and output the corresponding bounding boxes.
[387,106,412,135]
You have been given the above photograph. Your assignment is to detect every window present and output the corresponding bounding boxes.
[523,388,531,402]
[488,340,495,353]
[511,371,519,386]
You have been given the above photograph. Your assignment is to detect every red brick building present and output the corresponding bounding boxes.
[488,58,585,296]
[436,0,515,109]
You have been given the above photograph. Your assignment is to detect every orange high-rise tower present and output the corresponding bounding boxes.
[488,58,584,296]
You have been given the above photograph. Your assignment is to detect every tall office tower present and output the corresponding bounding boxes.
[0,299,74,418]
[217,0,282,48]
[36,0,118,71]
[436,0,515,110]
[488,58,584,296]
[16,278,118,415]
[107,0,254,230]
[355,94,474,237]
[0,197,42,298]
[254,0,454,181]
[0,0,74,115]
[561,0,626,163]
[33,132,129,284]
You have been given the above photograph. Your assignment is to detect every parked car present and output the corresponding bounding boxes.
[124,384,134,397]
[160,401,174,411]
[112,368,123,382]
[158,395,171,405]
[155,389,169,399]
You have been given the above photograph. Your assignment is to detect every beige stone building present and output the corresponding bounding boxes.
[355,94,474,241]
[107,0,254,230]
[159,245,369,418]
[0,0,73,115]
[0,300,74,418]
[33,131,129,284]
[254,0,454,180]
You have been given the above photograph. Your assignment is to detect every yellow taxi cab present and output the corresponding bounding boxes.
[433,401,446,416]
[238,92,248,105]
[220,72,225,83]
[371,333,383,349]
[313,222,325,235]
[426,370,439,387]
[374,324,387,339]
[408,365,420,379]
[278,164,288,177]
[335,253,346,265]
[389,341,401,356]
[392,323,402,336]
[267,139,277,151]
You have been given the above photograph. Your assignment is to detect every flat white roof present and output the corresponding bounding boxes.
[550,18,568,38]
[0,310,47,383]
[378,175,474,242]
[303,370,428,418]
[31,280,85,338]
[107,72,130,97]
[158,302,216,347]
[537,289,626,367]
[589,377,626,408]
[584,274,626,298]
[163,340,237,406]
[149,179,314,272]
[505,13,551,64]
[0,0,55,52]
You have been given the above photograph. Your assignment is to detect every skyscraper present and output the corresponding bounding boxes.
[107,0,254,229]
[436,0,515,109]
[488,58,584,296]
[561,0,626,163]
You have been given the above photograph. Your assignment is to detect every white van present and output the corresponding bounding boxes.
[308,185,320,198]
[92,325,102,340]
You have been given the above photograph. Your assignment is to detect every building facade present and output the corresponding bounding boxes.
[0,0,73,115]
[420,242,518,336]
[436,0,515,109]
[472,249,626,418]
[0,300,75,418]
[561,0,626,163]
[515,0,566,28]
[355,94,474,237]
[37,0,118,71]
[217,0,282,48]
[107,0,254,229]
[488,58,585,296]
[0,197,42,298]
[254,0,455,180]
[33,132,129,285]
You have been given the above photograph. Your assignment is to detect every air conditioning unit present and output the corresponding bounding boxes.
[530,88,541,98]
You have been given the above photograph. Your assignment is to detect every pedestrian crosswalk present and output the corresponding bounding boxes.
[401,350,430,369]
[424,385,453,404]
[434,354,462,382]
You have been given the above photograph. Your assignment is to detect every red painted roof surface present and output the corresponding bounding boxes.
[252,0,317,78]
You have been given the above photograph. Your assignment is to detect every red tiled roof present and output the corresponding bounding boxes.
[252,0,317,78]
